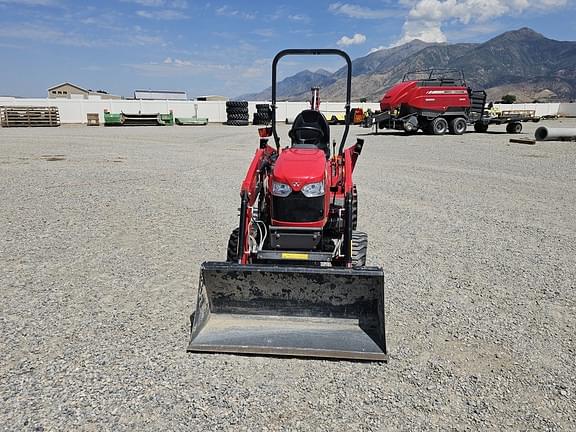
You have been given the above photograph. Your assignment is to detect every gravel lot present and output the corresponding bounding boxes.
[1,119,575,431]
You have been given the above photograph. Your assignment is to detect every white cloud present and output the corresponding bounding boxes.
[394,0,568,45]
[328,2,397,19]
[0,24,95,47]
[288,14,309,22]
[252,29,275,38]
[131,55,269,83]
[0,0,58,5]
[337,33,366,46]
[137,9,188,19]
[0,22,167,48]
[216,5,255,19]
[122,0,188,7]
[369,46,387,53]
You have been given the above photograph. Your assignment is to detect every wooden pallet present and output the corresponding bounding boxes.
[86,113,100,126]
[0,106,61,127]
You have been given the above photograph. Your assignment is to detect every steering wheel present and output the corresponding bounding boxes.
[290,126,325,144]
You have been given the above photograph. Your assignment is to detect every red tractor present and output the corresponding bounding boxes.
[188,49,386,362]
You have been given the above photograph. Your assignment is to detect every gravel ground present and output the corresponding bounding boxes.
[1,119,575,431]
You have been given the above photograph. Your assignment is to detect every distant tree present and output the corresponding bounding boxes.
[359,97,367,103]
[501,94,517,104]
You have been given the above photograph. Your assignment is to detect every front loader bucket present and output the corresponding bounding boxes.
[188,262,387,361]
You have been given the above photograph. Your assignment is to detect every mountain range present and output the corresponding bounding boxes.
[239,28,576,103]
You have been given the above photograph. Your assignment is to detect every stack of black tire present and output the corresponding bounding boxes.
[226,101,249,126]
[253,104,272,125]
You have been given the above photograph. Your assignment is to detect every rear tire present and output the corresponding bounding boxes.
[226,101,248,108]
[226,107,247,115]
[506,122,522,134]
[226,120,249,126]
[432,117,448,135]
[449,117,467,135]
[351,231,368,268]
[228,113,249,121]
[474,121,489,133]
[226,228,240,262]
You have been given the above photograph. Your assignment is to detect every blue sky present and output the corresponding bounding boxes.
[1,0,575,98]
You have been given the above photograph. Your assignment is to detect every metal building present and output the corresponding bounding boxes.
[48,82,121,100]
[133,90,188,101]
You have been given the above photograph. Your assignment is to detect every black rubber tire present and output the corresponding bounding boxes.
[506,122,522,134]
[351,231,368,268]
[474,122,489,133]
[228,113,249,121]
[253,113,271,125]
[226,107,249,115]
[403,123,416,134]
[431,117,448,135]
[449,117,467,135]
[256,104,270,111]
[226,101,248,108]
[255,112,270,121]
[227,119,249,126]
[352,185,358,230]
[226,227,240,262]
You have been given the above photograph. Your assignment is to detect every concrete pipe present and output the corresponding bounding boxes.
[534,126,576,141]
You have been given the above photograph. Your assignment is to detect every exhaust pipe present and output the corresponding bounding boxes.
[535,126,576,141]
[188,262,387,361]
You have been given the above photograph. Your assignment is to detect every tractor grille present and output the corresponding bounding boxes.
[272,192,324,222]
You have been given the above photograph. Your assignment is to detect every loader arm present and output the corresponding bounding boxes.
[240,145,276,205]
[237,144,276,264]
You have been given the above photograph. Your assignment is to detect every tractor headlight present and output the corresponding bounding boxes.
[301,181,325,198]
[272,181,292,197]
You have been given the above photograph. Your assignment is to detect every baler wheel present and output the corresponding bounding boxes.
[506,122,522,134]
[449,117,467,135]
[403,121,418,134]
[432,117,448,135]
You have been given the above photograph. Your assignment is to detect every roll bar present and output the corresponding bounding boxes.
[271,49,352,156]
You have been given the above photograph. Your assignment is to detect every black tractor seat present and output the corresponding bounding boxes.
[289,110,331,157]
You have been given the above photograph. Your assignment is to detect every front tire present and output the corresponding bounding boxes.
[351,231,368,267]
[352,185,358,230]
[226,227,240,262]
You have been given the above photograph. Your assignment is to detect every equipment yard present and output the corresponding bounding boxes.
[1,120,575,430]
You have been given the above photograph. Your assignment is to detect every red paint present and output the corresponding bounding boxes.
[237,136,364,262]
[271,148,326,190]
[380,80,470,112]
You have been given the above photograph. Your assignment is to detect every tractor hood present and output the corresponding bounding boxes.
[272,148,326,192]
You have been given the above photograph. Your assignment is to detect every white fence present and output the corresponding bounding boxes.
[1,97,574,124]
[0,98,380,124]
